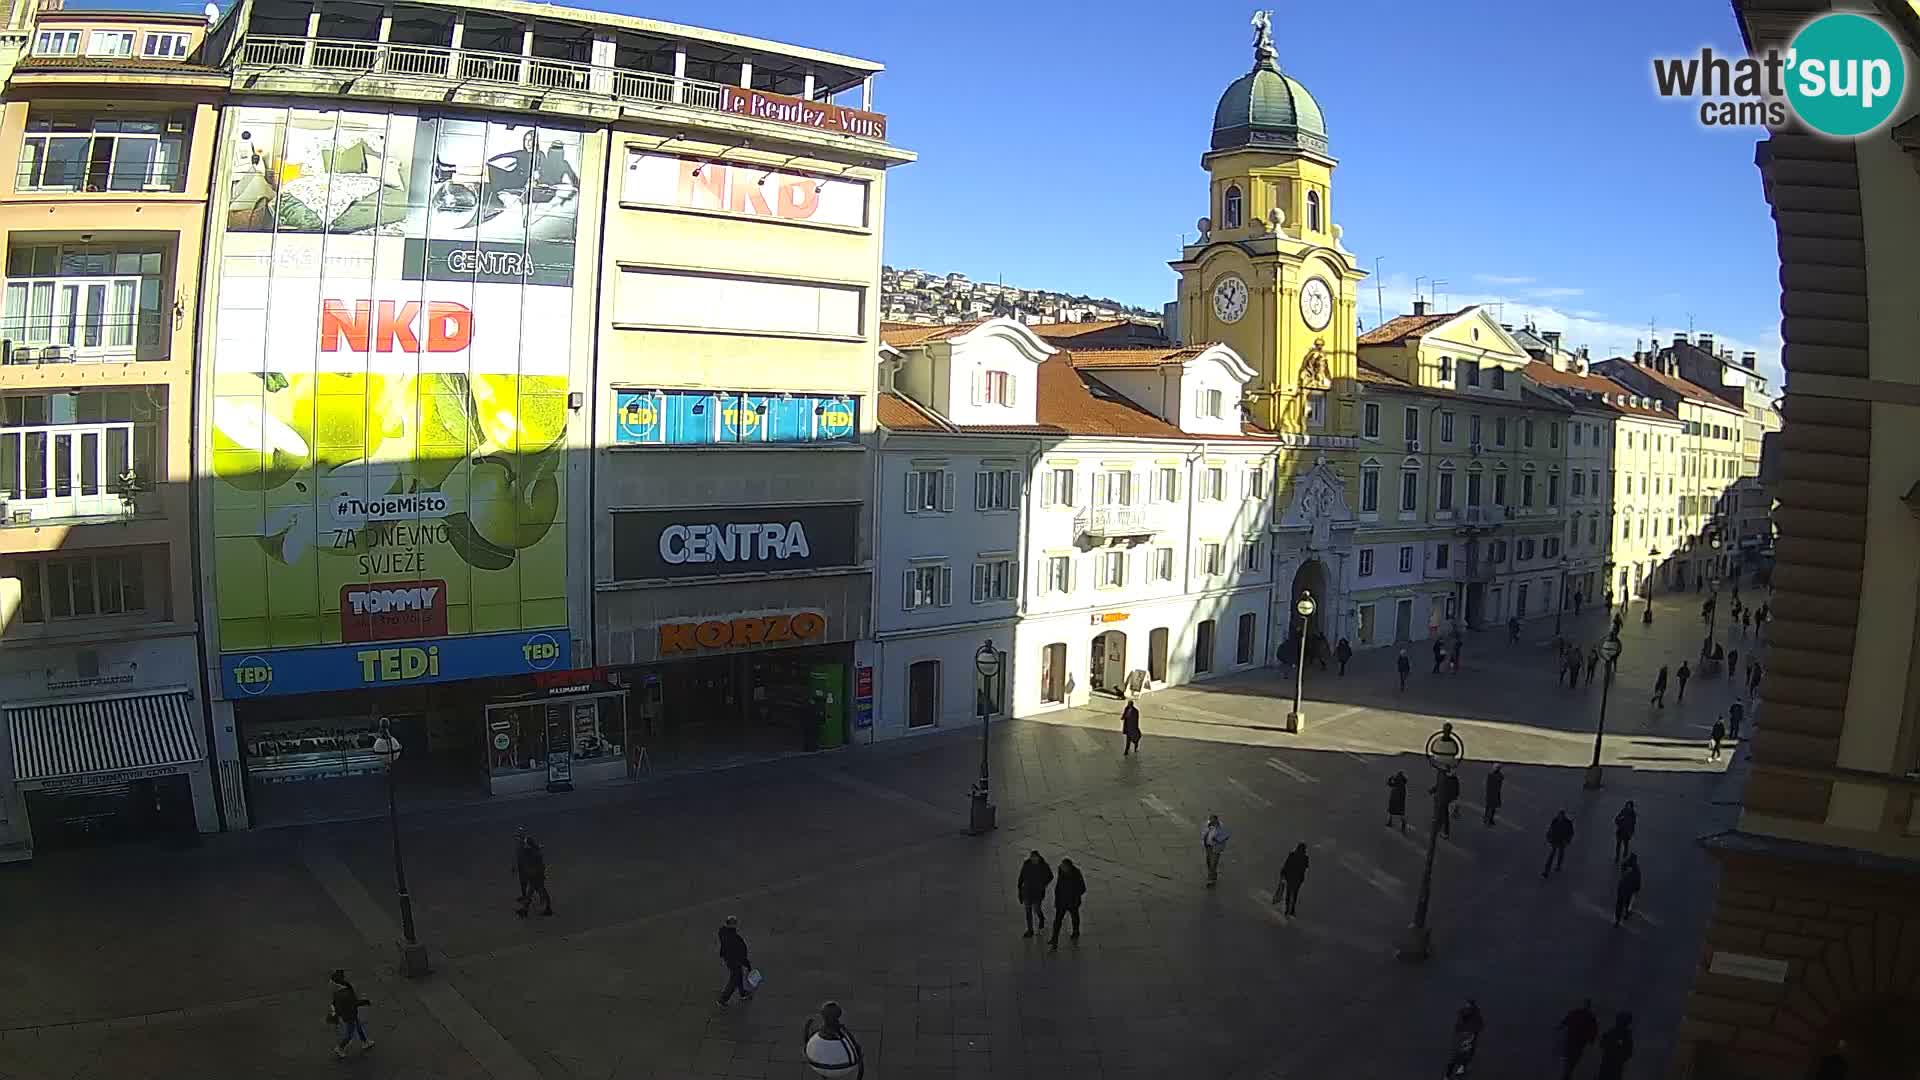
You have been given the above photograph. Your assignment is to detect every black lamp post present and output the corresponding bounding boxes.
[1287,591,1314,732]
[1553,556,1569,638]
[1583,636,1624,789]
[373,718,430,977]
[1398,722,1464,963]
[967,640,1001,835]
[1702,537,1722,657]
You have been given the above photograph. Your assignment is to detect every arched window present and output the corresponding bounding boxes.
[1223,185,1243,229]
[1306,190,1322,232]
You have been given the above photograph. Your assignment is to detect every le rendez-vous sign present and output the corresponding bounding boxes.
[718,86,888,142]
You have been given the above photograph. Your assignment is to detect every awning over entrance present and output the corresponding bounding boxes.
[8,691,203,783]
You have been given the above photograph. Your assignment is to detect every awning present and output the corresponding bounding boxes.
[8,691,203,783]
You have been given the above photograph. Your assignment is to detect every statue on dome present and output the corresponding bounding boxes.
[1251,10,1277,64]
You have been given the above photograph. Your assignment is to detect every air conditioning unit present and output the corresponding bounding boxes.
[1469,441,1482,455]
[1504,506,1517,519]
[1406,438,1422,452]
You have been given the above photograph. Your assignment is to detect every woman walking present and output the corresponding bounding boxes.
[1120,700,1142,756]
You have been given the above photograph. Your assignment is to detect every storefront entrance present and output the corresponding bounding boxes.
[23,773,197,851]
[620,643,851,768]
[1089,631,1127,695]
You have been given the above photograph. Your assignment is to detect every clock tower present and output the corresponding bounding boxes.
[1170,12,1369,437]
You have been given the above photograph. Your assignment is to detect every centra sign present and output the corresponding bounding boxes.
[658,611,826,655]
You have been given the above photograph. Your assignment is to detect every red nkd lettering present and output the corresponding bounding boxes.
[320,300,472,353]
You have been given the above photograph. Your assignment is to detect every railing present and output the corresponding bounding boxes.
[0,421,149,524]
[1077,504,1165,539]
[1,316,167,363]
[14,160,186,194]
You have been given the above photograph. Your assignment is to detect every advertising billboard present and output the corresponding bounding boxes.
[609,503,860,581]
[209,106,581,690]
[611,389,857,446]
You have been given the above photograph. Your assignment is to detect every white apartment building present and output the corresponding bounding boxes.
[872,319,1281,731]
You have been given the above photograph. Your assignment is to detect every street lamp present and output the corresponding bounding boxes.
[1583,636,1625,789]
[1288,591,1315,732]
[1702,537,1722,657]
[372,718,429,977]
[967,640,1001,835]
[1399,722,1464,962]
[1553,556,1570,638]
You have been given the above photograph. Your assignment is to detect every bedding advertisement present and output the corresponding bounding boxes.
[210,105,580,687]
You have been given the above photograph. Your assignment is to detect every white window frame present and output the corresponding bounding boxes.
[977,369,1016,406]
[1403,406,1419,442]
[1150,465,1180,503]
[1150,547,1174,582]
[1041,466,1076,508]
[1241,464,1265,499]
[141,32,190,58]
[1440,411,1455,443]
[1306,391,1327,429]
[1200,388,1224,419]
[1242,537,1264,571]
[974,467,1017,511]
[1097,549,1127,589]
[1363,402,1380,439]
[1200,467,1225,501]
[1398,545,1414,574]
[1399,468,1419,513]
[34,30,80,56]
[13,551,145,622]
[1360,466,1380,513]
[1199,541,1224,576]
[972,557,1016,603]
[1093,469,1134,507]
[903,561,953,610]
[1040,554,1073,595]
[86,30,135,57]
[905,467,954,514]
[1358,548,1375,577]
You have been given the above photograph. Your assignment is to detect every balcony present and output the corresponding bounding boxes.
[0,421,153,525]
[235,36,889,142]
[1076,504,1165,541]
[1460,506,1500,528]
[2,272,169,364]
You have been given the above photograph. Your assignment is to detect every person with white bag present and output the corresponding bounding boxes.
[716,915,756,1006]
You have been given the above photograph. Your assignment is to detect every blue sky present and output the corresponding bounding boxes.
[604,0,1783,380]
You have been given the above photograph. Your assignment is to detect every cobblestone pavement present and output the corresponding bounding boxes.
[0,595,1762,1079]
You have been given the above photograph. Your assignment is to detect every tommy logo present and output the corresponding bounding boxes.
[340,579,449,642]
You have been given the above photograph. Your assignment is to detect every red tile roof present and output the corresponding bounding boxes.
[875,391,950,432]
[1525,361,1680,421]
[879,321,983,347]
[1599,358,1743,413]
[1357,310,1464,346]
[1027,319,1133,341]
[1068,345,1208,370]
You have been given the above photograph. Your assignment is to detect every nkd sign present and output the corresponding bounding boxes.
[612,503,858,581]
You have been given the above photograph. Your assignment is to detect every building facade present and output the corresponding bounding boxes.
[0,5,225,857]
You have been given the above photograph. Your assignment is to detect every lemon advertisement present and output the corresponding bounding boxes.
[210,106,580,693]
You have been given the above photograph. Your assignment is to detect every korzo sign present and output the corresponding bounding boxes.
[612,503,858,581]
[718,86,887,142]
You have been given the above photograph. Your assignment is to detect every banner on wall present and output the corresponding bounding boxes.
[210,106,582,691]
[621,151,868,228]
[612,389,856,445]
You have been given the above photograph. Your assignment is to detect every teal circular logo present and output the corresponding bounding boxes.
[1786,13,1906,137]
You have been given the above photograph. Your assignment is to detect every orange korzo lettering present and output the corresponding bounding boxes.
[658,622,696,654]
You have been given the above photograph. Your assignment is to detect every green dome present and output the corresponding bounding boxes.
[1211,58,1328,155]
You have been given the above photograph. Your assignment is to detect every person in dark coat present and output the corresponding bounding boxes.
[1595,1012,1635,1080]
[1614,800,1637,862]
[1727,648,1740,681]
[1574,591,1584,615]
[1557,999,1600,1080]
[1385,771,1408,832]
[715,916,753,1006]
[1048,858,1085,947]
[1542,810,1575,877]
[1334,637,1353,676]
[1676,660,1691,702]
[514,832,553,917]
[328,969,374,1058]
[1748,659,1764,697]
[1650,666,1669,708]
[1450,633,1463,673]
[1272,843,1310,916]
[1728,700,1745,742]
[1120,701,1142,756]
[1508,614,1521,644]
[1310,631,1330,671]
[1586,646,1601,687]
[1017,851,1053,937]
[1741,609,1753,635]
[1642,601,1653,624]
[1475,763,1502,826]
[1709,718,1727,761]
[1431,637,1446,675]
[1431,772,1461,838]
[1396,649,1411,692]
[1613,853,1643,926]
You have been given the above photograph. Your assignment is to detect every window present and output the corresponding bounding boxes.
[1236,612,1258,664]
[1492,369,1507,391]
[15,552,144,621]
[1588,519,1598,545]
[1306,392,1327,429]
[1040,554,1073,594]
[1040,642,1068,703]
[1242,538,1264,571]
[1146,466,1178,503]
[1549,422,1560,449]
[1572,423,1583,447]
[1305,189,1322,232]
[905,468,951,513]
[1548,473,1560,506]
[1440,411,1455,443]
[906,660,940,729]
[1097,550,1127,588]
[1222,185,1243,229]
[1523,418,1535,448]
[34,29,80,55]
[86,30,134,57]
[1242,465,1265,499]
[1199,388,1225,418]
[904,562,952,609]
[978,370,1015,406]
[1399,468,1418,512]
[1518,539,1534,561]
[1623,517,1632,540]
[1494,472,1509,505]
[1489,540,1507,563]
[1437,470,1455,510]
[1403,407,1419,442]
[1199,542,1224,575]
[1358,548,1375,577]
[616,269,864,338]
[1360,466,1380,513]
[1150,547,1174,582]
[1461,359,1482,387]
[1093,469,1133,506]
[1467,471,1483,507]
[1469,414,1483,446]
[1363,402,1381,438]
[1434,543,1451,570]
[974,468,1017,511]
[142,32,190,58]
[1398,545,1415,573]
[1041,467,1076,507]
[1200,467,1225,501]
[1,389,160,509]
[1439,356,1453,382]
[1495,417,1508,446]
[972,558,1015,603]
[1544,537,1560,559]
[1590,469,1600,494]
[1195,619,1216,674]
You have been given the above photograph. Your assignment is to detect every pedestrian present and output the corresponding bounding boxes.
[1201,814,1230,887]
[327,969,374,1059]
[1508,614,1521,644]
[1564,650,1580,689]
[1651,665,1669,709]
[1728,700,1744,742]
[1396,648,1411,692]
[1709,718,1726,761]
[1450,634,1462,673]
[1613,853,1643,926]
[1542,809,1575,877]
[1586,646,1600,687]
[1385,770,1409,832]
[1741,609,1753,635]
[1557,999,1600,1080]
[514,831,553,918]
[715,915,754,1006]
[1017,850,1053,936]
[1614,800,1637,862]
[1432,636,1445,675]
[1120,700,1142,756]
[1048,858,1085,948]
[1311,630,1330,672]
[1728,648,1740,682]
[1431,772,1459,838]
[1273,842,1309,916]
[1596,1012,1636,1080]
[1677,660,1691,702]
[1642,602,1653,624]
[1335,637,1353,676]
[1574,590,1584,614]
[1606,590,1614,612]
[1748,659,1763,697]
[1483,763,1505,827]
[1757,601,1771,625]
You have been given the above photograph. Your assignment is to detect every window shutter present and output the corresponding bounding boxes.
[940,564,953,607]
[1067,557,1077,593]
[1006,377,1016,407]
[975,471,988,511]
[902,569,916,610]
[904,471,919,513]
[973,563,986,603]
[971,372,984,406]
[941,471,955,512]
[1092,472,1107,506]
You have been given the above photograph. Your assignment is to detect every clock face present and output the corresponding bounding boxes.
[1212,275,1248,324]
[1300,277,1334,331]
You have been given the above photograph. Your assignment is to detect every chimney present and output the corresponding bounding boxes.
[1413,299,1430,316]
[1543,330,1561,351]
[1697,332,1714,354]
[1741,350,1757,368]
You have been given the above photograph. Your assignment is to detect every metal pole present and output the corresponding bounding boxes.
[1584,660,1614,789]
[977,689,991,789]
[386,747,418,946]
[1293,624,1307,715]
[1398,772,1446,962]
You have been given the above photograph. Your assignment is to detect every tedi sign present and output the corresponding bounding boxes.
[613,503,858,581]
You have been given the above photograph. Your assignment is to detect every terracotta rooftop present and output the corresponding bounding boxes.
[875,391,950,432]
[1526,361,1682,421]
[878,320,984,347]
[1027,319,1131,339]
[1357,310,1464,347]
[1067,345,1208,370]
[1355,362,1413,388]
[16,56,221,75]
[1600,357,1744,412]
